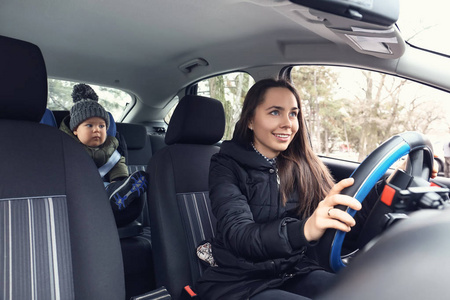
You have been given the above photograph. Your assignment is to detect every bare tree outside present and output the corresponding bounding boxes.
[47,79,132,121]
[291,66,449,162]
[198,72,255,141]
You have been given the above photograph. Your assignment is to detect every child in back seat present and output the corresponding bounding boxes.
[71,83,128,159]
[59,98,148,219]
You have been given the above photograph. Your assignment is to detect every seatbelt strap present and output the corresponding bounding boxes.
[98,150,121,178]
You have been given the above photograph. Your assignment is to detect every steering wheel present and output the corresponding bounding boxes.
[317,131,434,272]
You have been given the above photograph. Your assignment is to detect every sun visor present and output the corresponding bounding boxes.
[290,0,405,59]
[289,0,399,27]
[319,13,406,59]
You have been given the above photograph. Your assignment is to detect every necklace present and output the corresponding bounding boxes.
[251,143,276,164]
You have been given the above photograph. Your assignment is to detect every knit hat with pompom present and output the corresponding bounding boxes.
[69,99,110,131]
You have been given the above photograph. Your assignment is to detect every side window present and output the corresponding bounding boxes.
[165,72,255,141]
[47,79,132,121]
[290,66,449,170]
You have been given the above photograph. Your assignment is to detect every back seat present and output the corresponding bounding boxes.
[117,123,157,168]
[115,122,167,299]
[47,110,166,299]
[116,123,166,225]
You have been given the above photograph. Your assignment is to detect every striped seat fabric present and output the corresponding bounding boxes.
[1,196,73,299]
[177,192,217,277]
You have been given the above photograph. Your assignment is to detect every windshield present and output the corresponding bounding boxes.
[397,0,450,56]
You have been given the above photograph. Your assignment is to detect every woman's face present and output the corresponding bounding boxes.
[248,87,299,159]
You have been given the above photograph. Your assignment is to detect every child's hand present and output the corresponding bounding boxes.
[304,178,361,242]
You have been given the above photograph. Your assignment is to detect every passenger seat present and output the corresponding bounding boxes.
[0,34,126,299]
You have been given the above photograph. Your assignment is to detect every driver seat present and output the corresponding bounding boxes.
[0,35,125,299]
[147,95,225,299]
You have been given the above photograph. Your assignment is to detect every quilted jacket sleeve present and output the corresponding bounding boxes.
[210,154,311,261]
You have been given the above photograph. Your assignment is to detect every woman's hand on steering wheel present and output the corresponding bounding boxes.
[304,178,362,242]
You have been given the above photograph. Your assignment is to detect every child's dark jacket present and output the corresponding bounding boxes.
[60,115,129,182]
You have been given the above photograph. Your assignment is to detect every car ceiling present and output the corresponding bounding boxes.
[2,0,442,122]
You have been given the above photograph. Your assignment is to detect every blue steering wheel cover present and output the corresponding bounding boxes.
[329,141,411,272]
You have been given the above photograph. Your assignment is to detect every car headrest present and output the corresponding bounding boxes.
[0,35,47,122]
[165,95,225,145]
[116,123,147,150]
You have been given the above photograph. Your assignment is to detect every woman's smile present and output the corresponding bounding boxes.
[273,133,291,142]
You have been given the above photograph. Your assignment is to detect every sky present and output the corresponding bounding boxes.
[398,0,450,56]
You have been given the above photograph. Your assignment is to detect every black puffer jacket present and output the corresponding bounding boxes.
[196,140,322,300]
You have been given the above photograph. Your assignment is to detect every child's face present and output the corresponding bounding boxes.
[73,117,107,147]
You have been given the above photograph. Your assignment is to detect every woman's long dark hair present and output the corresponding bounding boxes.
[233,78,334,218]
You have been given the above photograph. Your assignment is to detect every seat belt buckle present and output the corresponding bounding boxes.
[184,285,197,298]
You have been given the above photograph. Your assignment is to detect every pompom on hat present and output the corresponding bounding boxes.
[72,83,99,103]
[69,99,110,131]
